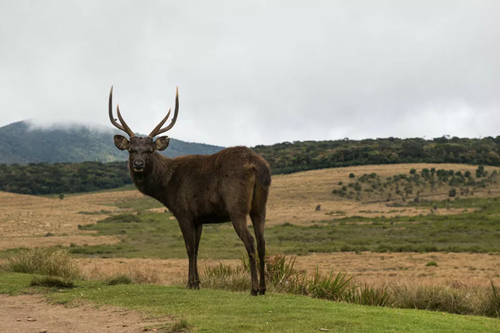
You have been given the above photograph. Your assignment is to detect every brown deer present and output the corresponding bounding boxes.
[108,86,271,295]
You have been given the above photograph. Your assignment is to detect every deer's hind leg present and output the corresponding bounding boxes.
[230,211,259,296]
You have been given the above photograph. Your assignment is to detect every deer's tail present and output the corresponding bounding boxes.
[251,159,271,215]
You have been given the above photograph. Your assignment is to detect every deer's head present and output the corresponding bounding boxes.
[109,86,179,173]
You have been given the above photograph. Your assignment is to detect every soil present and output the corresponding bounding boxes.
[0,294,169,333]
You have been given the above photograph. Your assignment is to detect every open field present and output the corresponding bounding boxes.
[75,251,500,287]
[1,272,498,333]
[1,163,500,279]
[1,163,500,329]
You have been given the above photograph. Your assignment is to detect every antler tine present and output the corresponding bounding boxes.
[148,108,171,138]
[149,86,179,137]
[108,86,135,137]
[116,105,135,137]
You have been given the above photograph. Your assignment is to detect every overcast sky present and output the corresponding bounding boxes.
[1,1,500,146]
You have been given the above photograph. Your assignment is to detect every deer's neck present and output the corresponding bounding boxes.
[130,153,174,205]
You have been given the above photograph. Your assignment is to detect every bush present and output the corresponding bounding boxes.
[30,275,74,289]
[349,173,355,178]
[449,189,457,197]
[7,248,80,279]
[426,261,438,267]
[105,274,133,286]
[98,214,141,223]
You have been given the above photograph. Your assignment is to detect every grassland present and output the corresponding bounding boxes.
[2,163,500,330]
[55,195,500,263]
[1,272,498,332]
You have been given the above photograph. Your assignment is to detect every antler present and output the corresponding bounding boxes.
[109,86,135,137]
[149,86,179,137]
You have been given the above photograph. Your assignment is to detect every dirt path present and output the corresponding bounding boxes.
[0,295,168,333]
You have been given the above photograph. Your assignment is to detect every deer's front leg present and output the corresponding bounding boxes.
[178,219,199,289]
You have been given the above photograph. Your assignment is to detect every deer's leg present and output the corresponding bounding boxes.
[193,224,203,287]
[230,213,259,296]
[250,208,266,295]
[177,220,198,289]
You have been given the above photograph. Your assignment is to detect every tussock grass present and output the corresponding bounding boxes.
[169,318,190,332]
[30,275,75,289]
[98,213,141,223]
[7,247,81,279]
[104,274,133,285]
[201,253,500,318]
[84,264,165,285]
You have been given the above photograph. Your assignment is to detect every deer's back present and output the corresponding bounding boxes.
[167,146,269,222]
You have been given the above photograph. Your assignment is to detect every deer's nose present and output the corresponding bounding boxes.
[133,160,145,169]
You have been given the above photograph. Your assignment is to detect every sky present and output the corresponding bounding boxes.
[1,1,500,147]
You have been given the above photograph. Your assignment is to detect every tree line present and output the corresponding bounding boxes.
[0,161,131,195]
[1,135,500,195]
[252,136,500,174]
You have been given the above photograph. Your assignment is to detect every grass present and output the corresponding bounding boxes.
[7,248,81,279]
[200,254,500,318]
[30,275,75,289]
[61,196,500,260]
[0,272,498,332]
[110,196,165,212]
[104,274,133,286]
[41,184,137,199]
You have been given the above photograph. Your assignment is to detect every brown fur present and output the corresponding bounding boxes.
[116,136,271,295]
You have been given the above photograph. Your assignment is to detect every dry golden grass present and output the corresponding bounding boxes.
[2,163,500,289]
[266,163,500,226]
[76,252,500,288]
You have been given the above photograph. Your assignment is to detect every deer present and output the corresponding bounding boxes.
[108,86,271,295]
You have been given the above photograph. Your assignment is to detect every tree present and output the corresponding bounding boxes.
[58,193,65,200]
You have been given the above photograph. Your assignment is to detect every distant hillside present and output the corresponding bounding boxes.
[252,136,500,174]
[0,121,224,164]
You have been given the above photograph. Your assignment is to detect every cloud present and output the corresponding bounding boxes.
[1,1,500,146]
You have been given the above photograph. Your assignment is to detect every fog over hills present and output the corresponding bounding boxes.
[0,120,224,164]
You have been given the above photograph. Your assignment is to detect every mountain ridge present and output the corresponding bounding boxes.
[0,121,224,164]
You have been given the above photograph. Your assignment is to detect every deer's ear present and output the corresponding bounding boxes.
[114,135,130,151]
[155,136,170,151]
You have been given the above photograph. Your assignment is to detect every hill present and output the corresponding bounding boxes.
[0,121,224,164]
[252,136,500,174]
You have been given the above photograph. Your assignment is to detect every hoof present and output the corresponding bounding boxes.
[259,289,266,296]
[250,289,259,296]
[186,283,200,290]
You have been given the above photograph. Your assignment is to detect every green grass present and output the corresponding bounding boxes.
[0,272,498,332]
[60,197,500,259]
[2,197,499,261]
[7,248,81,279]
[110,195,165,212]
[30,275,75,289]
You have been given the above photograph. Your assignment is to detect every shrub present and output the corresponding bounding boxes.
[98,214,141,223]
[7,248,80,279]
[349,173,355,178]
[105,274,133,285]
[426,261,438,267]
[30,275,74,289]
[169,318,190,332]
[409,169,416,175]
[449,189,457,197]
